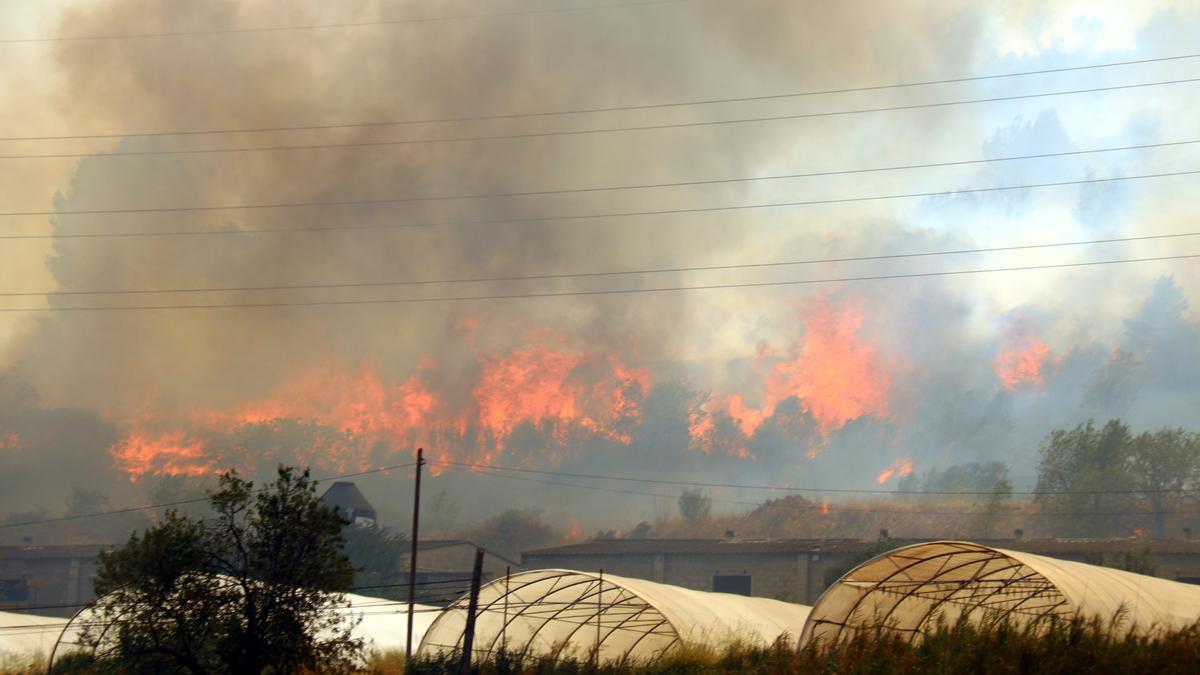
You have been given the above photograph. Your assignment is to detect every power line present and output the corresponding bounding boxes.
[444,461,1200,497]
[2,252,1196,313]
[459,467,1200,518]
[5,138,1195,219]
[4,166,1196,239]
[0,0,689,44]
[0,461,415,529]
[4,53,1197,141]
[6,230,1197,298]
[4,77,1197,160]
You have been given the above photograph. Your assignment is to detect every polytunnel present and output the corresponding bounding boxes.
[801,540,1200,645]
[0,610,69,666]
[49,590,437,663]
[418,568,811,663]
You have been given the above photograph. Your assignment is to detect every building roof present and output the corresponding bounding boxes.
[0,545,112,559]
[523,537,1200,557]
[524,538,882,557]
[408,540,522,569]
[319,482,377,520]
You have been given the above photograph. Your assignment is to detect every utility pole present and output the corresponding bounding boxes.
[406,447,425,660]
[595,569,603,667]
[460,547,486,675]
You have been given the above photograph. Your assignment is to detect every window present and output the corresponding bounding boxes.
[712,574,752,596]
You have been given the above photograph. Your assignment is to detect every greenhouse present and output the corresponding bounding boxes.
[0,610,69,666]
[48,590,437,664]
[418,568,811,663]
[801,540,1200,645]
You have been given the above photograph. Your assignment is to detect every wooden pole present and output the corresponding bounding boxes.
[460,547,486,675]
[595,569,603,667]
[405,448,425,660]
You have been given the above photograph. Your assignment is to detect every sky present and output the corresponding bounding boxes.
[0,0,1198,532]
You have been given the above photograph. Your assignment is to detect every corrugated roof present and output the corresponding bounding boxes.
[523,538,867,556]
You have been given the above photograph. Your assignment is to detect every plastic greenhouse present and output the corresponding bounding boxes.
[418,568,811,663]
[801,540,1200,645]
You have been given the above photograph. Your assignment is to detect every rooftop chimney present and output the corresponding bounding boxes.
[1013,529,1024,540]
[878,529,889,540]
[1184,528,1192,540]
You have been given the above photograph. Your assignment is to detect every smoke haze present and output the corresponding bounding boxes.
[1,0,1199,536]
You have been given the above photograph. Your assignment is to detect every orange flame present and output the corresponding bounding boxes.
[690,295,891,454]
[820,498,830,515]
[107,323,650,481]
[110,429,213,482]
[0,432,19,452]
[1129,527,1146,540]
[994,324,1059,390]
[876,457,914,485]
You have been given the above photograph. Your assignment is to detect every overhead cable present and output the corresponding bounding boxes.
[3,230,1196,298]
[3,78,1197,160]
[3,53,1197,140]
[2,167,1195,240]
[1,252,1196,313]
[0,0,690,44]
[4,138,1195,219]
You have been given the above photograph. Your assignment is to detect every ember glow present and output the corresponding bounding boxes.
[876,457,914,485]
[0,432,19,451]
[690,295,892,455]
[994,328,1058,391]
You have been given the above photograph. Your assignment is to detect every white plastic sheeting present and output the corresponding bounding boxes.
[419,569,811,663]
[49,590,437,663]
[0,610,68,666]
[801,540,1200,645]
[339,593,438,653]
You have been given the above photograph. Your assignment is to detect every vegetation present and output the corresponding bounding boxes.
[466,508,559,560]
[677,488,712,523]
[395,614,1200,674]
[343,522,409,599]
[1036,420,1200,537]
[57,466,362,674]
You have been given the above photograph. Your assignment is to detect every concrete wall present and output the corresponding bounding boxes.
[522,550,861,604]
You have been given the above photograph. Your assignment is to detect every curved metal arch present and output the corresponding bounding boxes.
[417,569,684,665]
[802,542,1084,646]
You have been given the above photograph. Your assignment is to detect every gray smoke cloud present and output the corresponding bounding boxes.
[2,0,1199,537]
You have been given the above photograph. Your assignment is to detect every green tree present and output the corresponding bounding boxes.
[1036,420,1136,537]
[1129,428,1200,538]
[78,466,361,674]
[974,475,1013,538]
[678,488,712,523]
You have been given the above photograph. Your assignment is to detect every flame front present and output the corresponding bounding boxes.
[691,294,892,455]
[106,324,649,481]
[876,457,914,484]
[994,325,1059,391]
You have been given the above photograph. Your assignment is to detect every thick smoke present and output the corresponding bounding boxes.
[2,0,1199,537]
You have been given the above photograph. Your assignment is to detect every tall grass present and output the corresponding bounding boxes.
[27,616,1200,673]
[395,615,1200,674]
